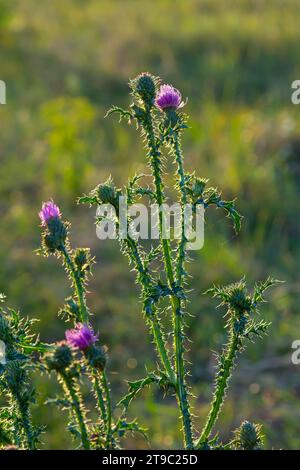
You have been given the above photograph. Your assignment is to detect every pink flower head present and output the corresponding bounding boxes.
[155,84,185,110]
[65,323,98,351]
[39,200,61,225]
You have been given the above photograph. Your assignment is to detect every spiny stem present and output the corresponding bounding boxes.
[60,371,90,450]
[61,244,88,323]
[19,406,35,450]
[172,133,188,285]
[172,133,194,450]
[144,109,175,285]
[121,228,175,384]
[144,108,193,449]
[173,303,193,449]
[196,332,239,447]
[151,317,176,384]
[92,371,107,431]
[14,396,35,449]
[102,371,112,446]
[13,423,22,448]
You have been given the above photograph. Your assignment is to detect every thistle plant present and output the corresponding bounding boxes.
[37,201,145,449]
[79,72,278,449]
[0,294,41,449]
[0,74,279,450]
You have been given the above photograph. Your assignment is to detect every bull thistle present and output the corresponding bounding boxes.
[37,201,146,449]
[79,72,279,449]
[0,73,280,451]
[0,295,41,449]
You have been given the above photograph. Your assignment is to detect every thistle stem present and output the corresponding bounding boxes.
[92,369,115,448]
[92,372,107,430]
[196,332,239,447]
[144,108,193,449]
[151,317,176,384]
[172,133,188,284]
[102,371,112,444]
[15,397,35,449]
[123,230,175,384]
[60,371,90,450]
[61,245,88,323]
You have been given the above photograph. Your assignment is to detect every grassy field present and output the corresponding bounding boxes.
[1,0,300,448]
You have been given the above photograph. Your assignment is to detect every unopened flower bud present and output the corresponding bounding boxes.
[45,343,73,372]
[84,344,107,371]
[230,287,252,314]
[131,72,158,106]
[43,217,68,252]
[97,178,119,209]
[233,421,263,450]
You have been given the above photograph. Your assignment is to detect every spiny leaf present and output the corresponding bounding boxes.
[252,277,282,305]
[114,419,148,441]
[105,105,133,122]
[117,373,159,410]
[243,319,271,340]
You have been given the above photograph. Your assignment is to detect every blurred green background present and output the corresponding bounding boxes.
[1,0,300,449]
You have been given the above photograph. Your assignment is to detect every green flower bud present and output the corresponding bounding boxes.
[84,344,107,371]
[97,178,119,209]
[45,343,72,372]
[230,287,252,315]
[130,73,159,107]
[233,421,263,450]
[43,218,68,252]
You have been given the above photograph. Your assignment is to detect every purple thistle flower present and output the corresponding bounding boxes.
[39,200,61,225]
[65,323,98,351]
[155,84,185,110]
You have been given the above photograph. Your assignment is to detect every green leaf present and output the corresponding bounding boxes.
[114,419,148,441]
[105,105,133,122]
[244,319,271,340]
[117,373,159,410]
[77,194,99,205]
[252,277,282,305]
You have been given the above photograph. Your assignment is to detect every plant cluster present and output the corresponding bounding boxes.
[0,73,278,450]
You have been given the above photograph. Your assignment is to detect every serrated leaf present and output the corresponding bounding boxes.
[117,374,158,410]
